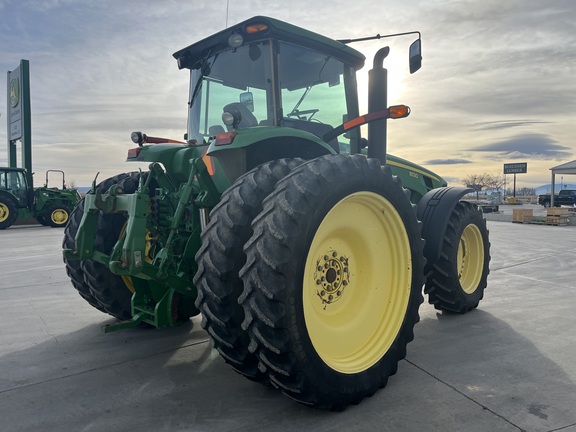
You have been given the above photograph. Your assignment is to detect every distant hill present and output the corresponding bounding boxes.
[77,186,91,195]
[535,184,576,195]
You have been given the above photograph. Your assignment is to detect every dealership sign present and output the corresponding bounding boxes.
[8,65,23,140]
[503,162,527,174]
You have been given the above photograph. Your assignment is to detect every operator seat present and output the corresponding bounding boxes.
[223,103,258,130]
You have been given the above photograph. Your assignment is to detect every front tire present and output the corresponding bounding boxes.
[45,204,71,227]
[0,196,18,230]
[240,154,425,410]
[424,201,490,313]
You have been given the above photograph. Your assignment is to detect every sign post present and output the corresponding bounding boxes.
[7,59,32,187]
[503,162,527,198]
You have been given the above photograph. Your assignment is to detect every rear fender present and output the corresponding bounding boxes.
[0,190,25,209]
[207,127,335,184]
[417,187,473,268]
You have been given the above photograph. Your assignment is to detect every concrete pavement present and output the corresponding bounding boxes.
[0,220,575,432]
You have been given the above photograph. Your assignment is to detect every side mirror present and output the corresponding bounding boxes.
[240,92,254,112]
[409,39,422,74]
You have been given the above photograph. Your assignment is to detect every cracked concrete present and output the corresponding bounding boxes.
[1,221,575,432]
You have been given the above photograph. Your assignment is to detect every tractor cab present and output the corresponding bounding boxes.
[173,16,367,178]
[0,167,31,208]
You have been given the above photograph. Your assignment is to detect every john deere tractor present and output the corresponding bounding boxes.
[63,16,490,410]
[0,167,80,229]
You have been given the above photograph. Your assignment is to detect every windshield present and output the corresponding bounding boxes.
[187,41,273,143]
[0,170,27,202]
[186,39,355,150]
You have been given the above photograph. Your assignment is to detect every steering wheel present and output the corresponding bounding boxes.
[286,109,319,121]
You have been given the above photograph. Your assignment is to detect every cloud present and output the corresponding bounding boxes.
[423,159,473,165]
[473,134,572,159]
[1,1,576,188]
[472,120,551,131]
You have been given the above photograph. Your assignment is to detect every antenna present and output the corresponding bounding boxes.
[226,0,230,28]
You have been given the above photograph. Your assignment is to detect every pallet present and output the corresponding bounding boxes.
[512,209,533,223]
[512,217,568,226]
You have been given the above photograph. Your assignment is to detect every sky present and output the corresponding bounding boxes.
[1,0,575,189]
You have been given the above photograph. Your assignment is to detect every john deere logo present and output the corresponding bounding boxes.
[10,77,20,108]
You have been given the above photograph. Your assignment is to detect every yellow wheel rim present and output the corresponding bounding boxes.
[0,203,8,222]
[303,191,413,374]
[51,209,69,225]
[458,224,484,294]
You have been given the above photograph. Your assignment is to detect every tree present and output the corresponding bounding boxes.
[461,173,505,199]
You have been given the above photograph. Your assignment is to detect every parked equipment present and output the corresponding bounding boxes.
[63,16,490,410]
[0,167,80,229]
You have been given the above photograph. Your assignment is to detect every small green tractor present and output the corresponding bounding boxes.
[0,167,80,229]
[63,16,490,410]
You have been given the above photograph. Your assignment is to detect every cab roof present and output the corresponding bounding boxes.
[173,16,366,71]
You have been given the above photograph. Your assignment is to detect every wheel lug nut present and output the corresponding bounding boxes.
[332,251,338,257]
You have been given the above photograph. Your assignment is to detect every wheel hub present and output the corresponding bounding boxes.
[0,204,8,222]
[51,209,68,224]
[314,250,350,305]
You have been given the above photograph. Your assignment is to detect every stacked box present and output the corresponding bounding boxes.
[546,216,569,225]
[546,208,569,225]
[513,209,533,223]
[547,208,570,216]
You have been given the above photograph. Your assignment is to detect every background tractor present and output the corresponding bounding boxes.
[63,16,490,410]
[0,167,80,229]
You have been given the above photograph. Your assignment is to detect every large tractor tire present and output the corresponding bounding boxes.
[239,154,425,410]
[424,201,490,313]
[0,196,18,230]
[44,204,71,228]
[194,158,303,381]
[80,172,146,320]
[63,201,108,313]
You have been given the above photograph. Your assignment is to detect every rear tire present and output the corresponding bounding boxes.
[194,158,302,380]
[239,154,425,410]
[80,173,144,320]
[424,201,490,313]
[63,201,108,313]
[0,196,18,230]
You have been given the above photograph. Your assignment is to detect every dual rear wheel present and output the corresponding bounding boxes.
[196,154,426,409]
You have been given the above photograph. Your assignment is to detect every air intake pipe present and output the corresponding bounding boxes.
[367,46,390,165]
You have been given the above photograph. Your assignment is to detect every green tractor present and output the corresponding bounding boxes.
[63,16,490,410]
[0,167,80,229]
